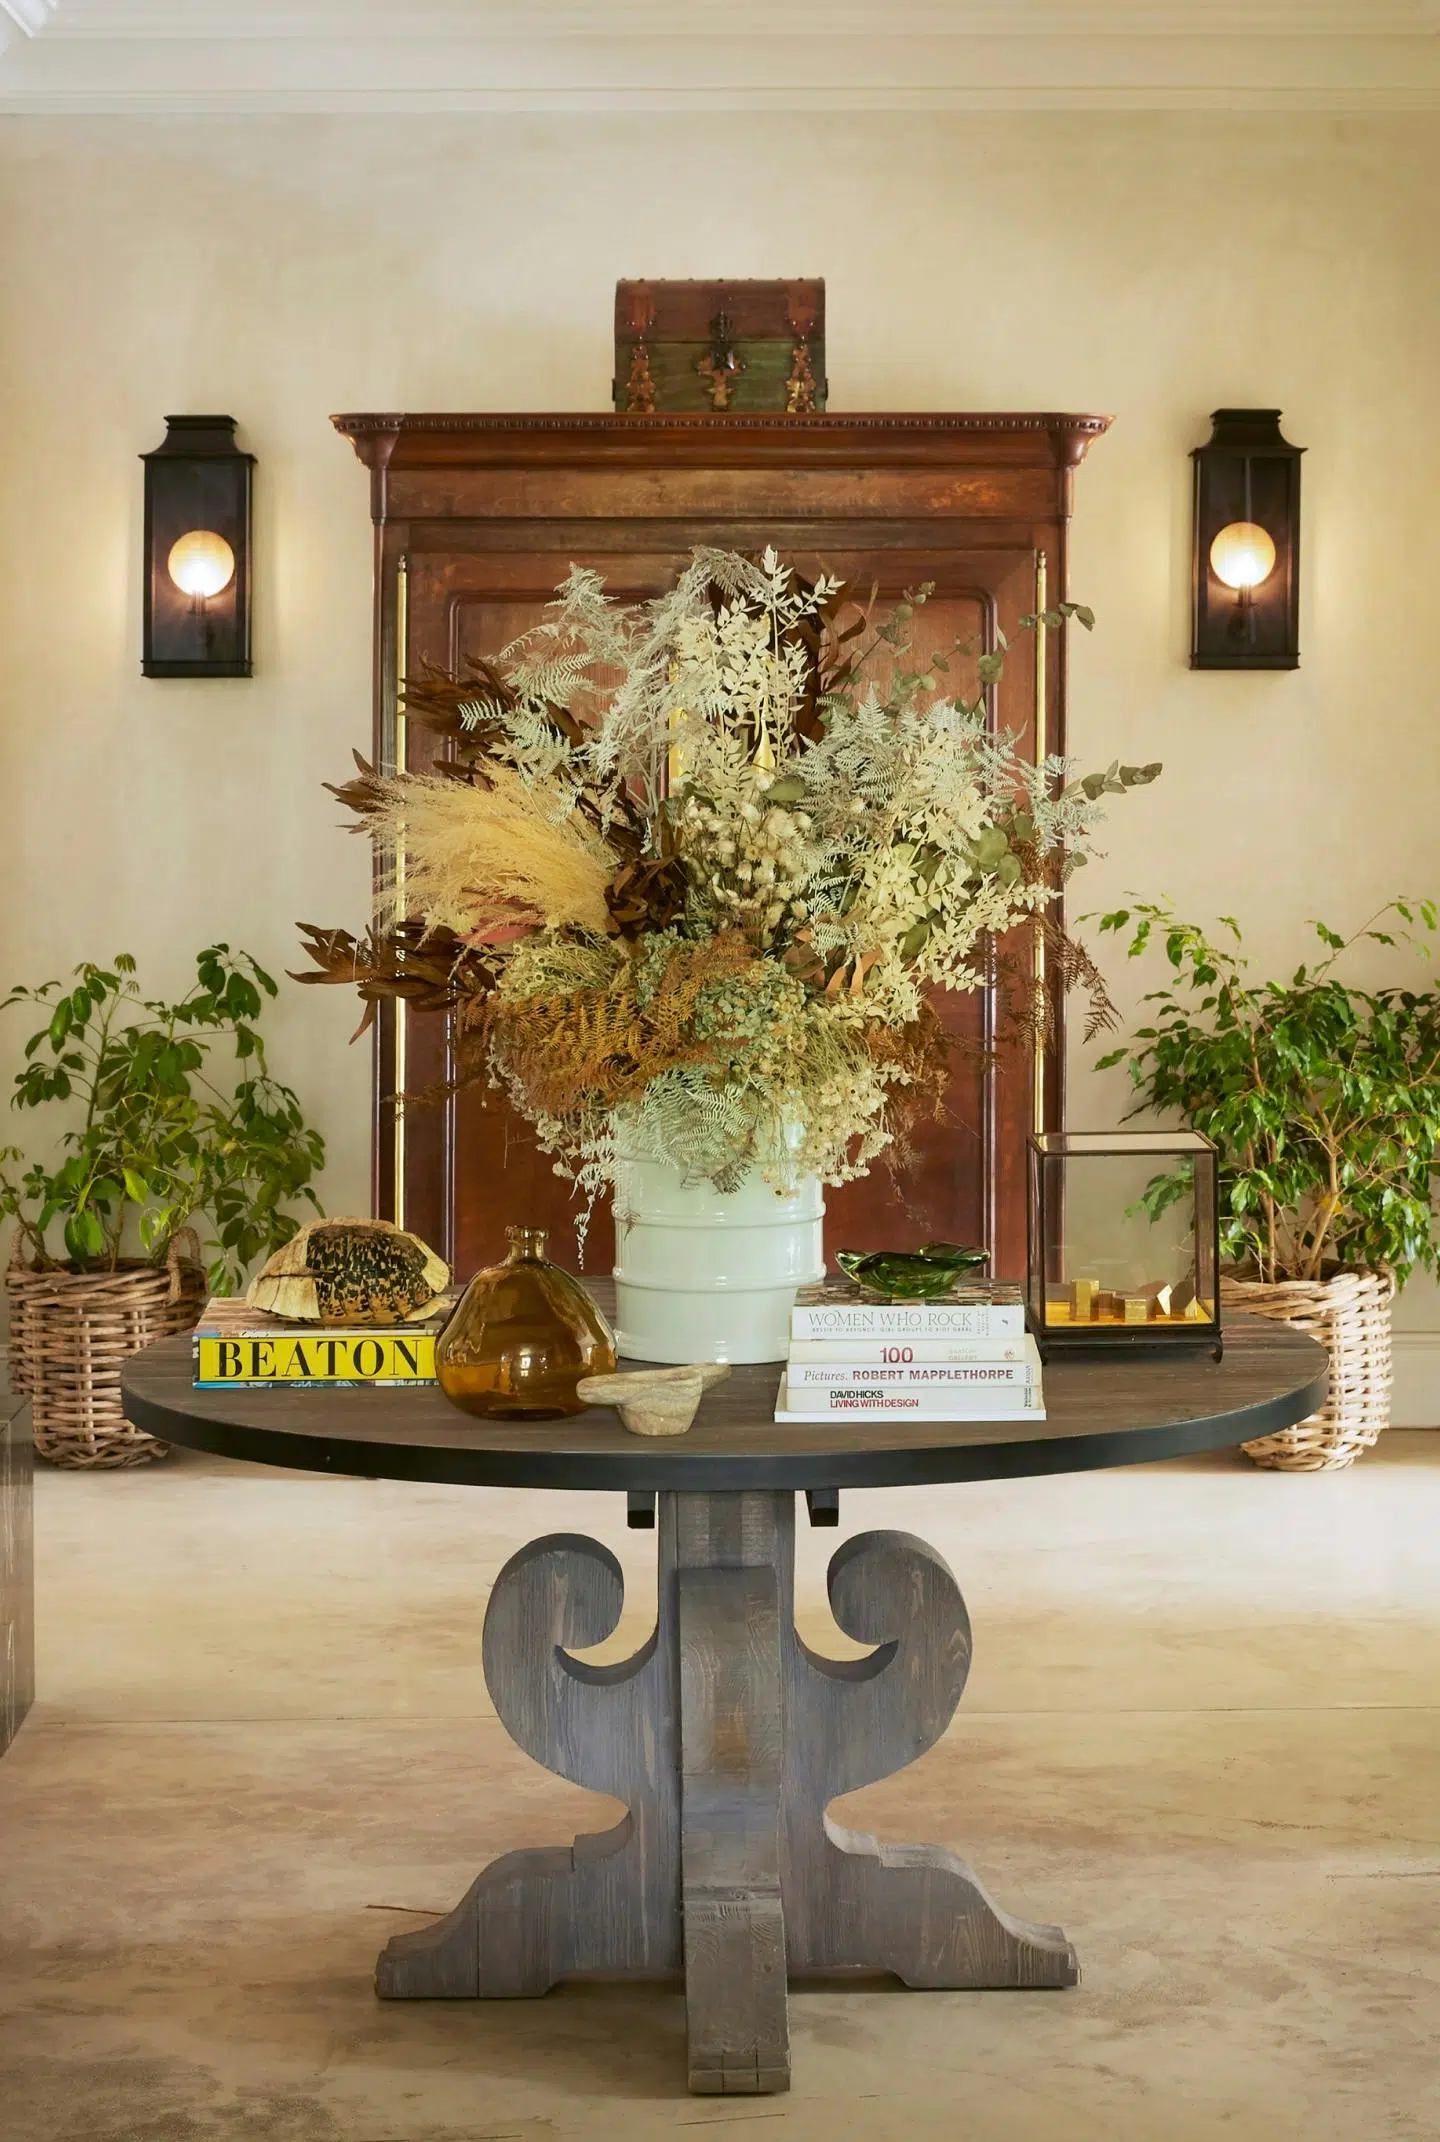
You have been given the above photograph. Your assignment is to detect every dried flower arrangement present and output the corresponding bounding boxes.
[297,549,1158,1215]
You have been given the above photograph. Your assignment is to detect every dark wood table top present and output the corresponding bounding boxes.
[121,1309,1327,1493]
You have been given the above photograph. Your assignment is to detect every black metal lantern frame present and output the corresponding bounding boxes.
[1026,1128,1223,1359]
[1191,408,1303,672]
[142,416,254,678]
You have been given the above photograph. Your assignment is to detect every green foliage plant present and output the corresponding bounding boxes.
[0,946,325,1292]
[1093,899,1440,1286]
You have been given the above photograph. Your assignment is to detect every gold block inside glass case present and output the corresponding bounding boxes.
[1026,1130,1221,1354]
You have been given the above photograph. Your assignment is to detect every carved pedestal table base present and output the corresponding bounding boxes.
[377,1492,1077,2095]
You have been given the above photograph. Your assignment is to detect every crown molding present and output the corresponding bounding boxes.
[332,410,1114,477]
[33,3,1440,32]
[1,23,1437,112]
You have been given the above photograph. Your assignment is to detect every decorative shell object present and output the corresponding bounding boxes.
[246,1218,450,1325]
[577,1363,731,1438]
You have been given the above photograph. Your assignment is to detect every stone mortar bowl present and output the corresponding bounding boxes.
[577,1363,732,1438]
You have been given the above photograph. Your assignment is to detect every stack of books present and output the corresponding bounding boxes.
[774,1280,1044,1423]
[192,1291,458,1389]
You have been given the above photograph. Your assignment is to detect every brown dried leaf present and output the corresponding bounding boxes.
[290,921,498,1029]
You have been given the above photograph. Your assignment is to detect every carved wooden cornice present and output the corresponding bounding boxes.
[332,410,1113,473]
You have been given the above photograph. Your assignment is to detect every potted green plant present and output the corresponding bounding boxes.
[1093,898,1440,1469]
[2,946,324,1466]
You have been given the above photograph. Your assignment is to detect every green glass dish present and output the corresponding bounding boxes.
[834,1241,991,1302]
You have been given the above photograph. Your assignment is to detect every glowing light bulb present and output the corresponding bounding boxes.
[1209,521,1276,593]
[168,530,236,600]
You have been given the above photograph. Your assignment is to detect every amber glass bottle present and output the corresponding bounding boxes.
[435,1227,616,1420]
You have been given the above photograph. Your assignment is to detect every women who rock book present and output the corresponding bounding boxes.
[789,1281,1026,1341]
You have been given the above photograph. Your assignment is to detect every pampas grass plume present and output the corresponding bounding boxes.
[374,768,615,940]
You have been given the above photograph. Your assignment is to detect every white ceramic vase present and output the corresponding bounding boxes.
[612,1156,826,1365]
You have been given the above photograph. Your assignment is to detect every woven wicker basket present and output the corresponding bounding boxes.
[1220,1265,1394,1472]
[5,1227,207,1468]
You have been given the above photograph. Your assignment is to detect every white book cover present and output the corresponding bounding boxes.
[786,1354,1040,1391]
[774,1381,1046,1423]
[790,1300,1027,1341]
[787,1335,1031,1365]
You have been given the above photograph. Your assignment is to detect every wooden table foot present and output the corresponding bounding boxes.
[377,1532,681,1999]
[781,1522,1078,1989]
[376,1492,1075,2092]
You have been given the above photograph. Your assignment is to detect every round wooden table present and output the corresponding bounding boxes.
[123,1308,1326,2099]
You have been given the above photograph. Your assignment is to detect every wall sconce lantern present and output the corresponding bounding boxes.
[141,416,254,677]
[1191,408,1303,671]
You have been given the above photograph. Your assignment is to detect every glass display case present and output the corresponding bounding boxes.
[1027,1129,1222,1356]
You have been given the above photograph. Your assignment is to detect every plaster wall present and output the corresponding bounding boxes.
[0,113,1436,1394]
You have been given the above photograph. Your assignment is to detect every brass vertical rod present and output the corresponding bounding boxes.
[1032,551,1048,1138]
[392,554,409,1231]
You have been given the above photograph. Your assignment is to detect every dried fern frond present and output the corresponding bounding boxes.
[1044,916,1119,1042]
[484,930,759,1121]
[863,1001,951,1111]
[983,915,1119,1051]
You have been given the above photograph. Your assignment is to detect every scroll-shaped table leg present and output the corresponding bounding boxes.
[782,1525,1078,1989]
[377,1531,679,1999]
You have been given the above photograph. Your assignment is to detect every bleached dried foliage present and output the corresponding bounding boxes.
[303,548,1159,1207]
[368,766,616,942]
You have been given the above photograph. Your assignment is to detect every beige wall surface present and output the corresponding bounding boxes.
[1,112,1437,1336]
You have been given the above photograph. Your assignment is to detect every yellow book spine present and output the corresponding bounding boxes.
[194,1333,437,1385]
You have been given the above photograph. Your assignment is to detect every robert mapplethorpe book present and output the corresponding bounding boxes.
[192,1292,459,1388]
[785,1337,1041,1394]
[786,1334,1031,1363]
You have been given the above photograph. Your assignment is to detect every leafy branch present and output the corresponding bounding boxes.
[1,946,325,1290]
[1091,898,1440,1285]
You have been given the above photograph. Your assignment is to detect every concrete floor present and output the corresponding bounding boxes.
[1,1439,1438,2141]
